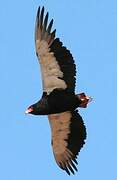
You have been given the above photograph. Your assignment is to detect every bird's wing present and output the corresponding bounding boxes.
[48,110,86,175]
[35,6,76,94]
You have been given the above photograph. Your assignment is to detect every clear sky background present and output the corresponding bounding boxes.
[0,0,117,179]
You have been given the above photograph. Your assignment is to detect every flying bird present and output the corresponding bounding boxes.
[25,6,91,175]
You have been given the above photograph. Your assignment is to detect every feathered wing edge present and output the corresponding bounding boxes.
[35,6,56,51]
[48,110,86,175]
[50,38,76,93]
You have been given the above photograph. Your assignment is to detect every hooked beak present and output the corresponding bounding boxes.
[25,107,33,114]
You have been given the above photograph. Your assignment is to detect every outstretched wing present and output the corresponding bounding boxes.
[35,6,76,94]
[48,110,86,175]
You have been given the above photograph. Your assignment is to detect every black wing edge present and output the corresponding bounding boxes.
[35,6,56,47]
[64,110,87,175]
[50,38,76,93]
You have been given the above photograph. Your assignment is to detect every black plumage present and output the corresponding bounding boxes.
[26,6,91,175]
[50,39,76,93]
[67,111,86,156]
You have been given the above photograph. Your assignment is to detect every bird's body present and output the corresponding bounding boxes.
[26,6,91,175]
[29,89,82,115]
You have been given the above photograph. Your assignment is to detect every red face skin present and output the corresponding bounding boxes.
[25,106,33,114]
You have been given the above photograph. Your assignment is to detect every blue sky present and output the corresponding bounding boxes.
[0,0,117,179]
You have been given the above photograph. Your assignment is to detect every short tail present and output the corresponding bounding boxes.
[76,93,92,108]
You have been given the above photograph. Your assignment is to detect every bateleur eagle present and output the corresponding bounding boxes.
[25,6,91,175]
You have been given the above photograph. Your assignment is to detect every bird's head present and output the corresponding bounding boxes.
[25,103,40,115]
[25,101,47,115]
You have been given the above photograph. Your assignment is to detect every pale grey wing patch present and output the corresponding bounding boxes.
[36,41,67,93]
[48,112,78,175]
[48,112,71,154]
[35,7,67,94]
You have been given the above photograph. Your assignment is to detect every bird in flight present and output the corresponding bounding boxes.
[25,6,91,175]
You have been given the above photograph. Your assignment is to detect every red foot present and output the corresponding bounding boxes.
[77,93,92,108]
